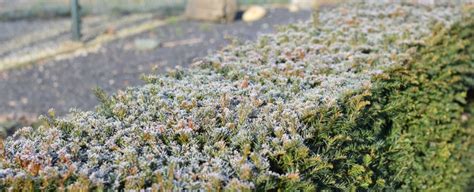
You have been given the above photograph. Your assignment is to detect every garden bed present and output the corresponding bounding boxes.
[0,1,473,191]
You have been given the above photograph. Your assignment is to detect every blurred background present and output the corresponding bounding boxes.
[0,0,313,137]
[0,0,292,20]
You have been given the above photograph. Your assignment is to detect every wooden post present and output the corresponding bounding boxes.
[71,0,81,41]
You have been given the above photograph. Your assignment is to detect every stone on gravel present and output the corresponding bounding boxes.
[185,0,238,22]
[288,4,300,12]
[243,6,267,22]
[133,38,160,51]
[291,0,316,9]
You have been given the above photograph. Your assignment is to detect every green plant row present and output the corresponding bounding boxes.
[302,16,474,191]
[0,2,472,191]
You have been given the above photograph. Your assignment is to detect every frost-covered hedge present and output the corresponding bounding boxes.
[1,2,473,191]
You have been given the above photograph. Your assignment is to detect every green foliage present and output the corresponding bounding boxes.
[370,18,474,190]
[301,15,474,191]
[0,3,472,191]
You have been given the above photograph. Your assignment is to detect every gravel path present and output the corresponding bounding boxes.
[0,19,67,43]
[0,8,311,117]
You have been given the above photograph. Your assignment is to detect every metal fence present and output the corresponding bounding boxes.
[0,0,289,20]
